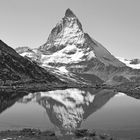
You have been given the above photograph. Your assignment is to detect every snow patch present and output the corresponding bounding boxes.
[20,52,31,57]
[58,66,68,73]
[115,92,125,97]
[117,57,140,69]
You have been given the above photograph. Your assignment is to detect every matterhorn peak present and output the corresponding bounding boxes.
[39,9,84,53]
[65,8,76,18]
[63,8,83,30]
[39,9,125,68]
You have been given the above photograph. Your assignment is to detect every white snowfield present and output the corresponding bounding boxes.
[19,50,140,75]
[18,46,140,74]
[58,66,68,73]
[41,44,95,64]
[20,52,33,57]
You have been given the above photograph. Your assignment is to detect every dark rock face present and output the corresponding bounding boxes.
[65,8,76,18]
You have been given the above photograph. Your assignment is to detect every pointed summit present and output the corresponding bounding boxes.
[65,8,76,18]
[39,9,84,53]
[64,8,83,31]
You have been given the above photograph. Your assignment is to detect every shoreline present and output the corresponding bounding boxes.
[0,128,126,140]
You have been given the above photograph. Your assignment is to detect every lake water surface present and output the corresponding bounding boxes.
[0,88,140,139]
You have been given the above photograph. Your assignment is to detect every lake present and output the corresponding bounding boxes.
[0,88,140,139]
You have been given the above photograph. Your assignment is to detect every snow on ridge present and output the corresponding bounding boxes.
[40,44,95,64]
[58,66,68,73]
[117,57,140,69]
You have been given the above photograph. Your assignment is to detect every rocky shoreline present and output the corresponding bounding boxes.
[0,128,128,140]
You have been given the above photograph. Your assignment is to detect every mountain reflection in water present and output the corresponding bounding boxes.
[0,88,116,133]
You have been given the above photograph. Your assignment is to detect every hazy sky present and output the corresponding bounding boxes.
[0,0,140,59]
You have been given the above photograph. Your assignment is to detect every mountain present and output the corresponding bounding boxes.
[38,9,125,68]
[0,40,63,87]
[16,9,140,89]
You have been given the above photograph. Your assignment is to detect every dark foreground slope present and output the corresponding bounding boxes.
[0,40,66,92]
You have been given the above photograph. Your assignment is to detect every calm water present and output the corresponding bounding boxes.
[0,88,140,139]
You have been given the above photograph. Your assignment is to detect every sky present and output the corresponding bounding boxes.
[0,0,140,59]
